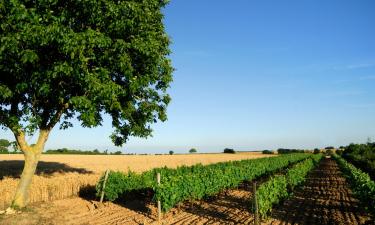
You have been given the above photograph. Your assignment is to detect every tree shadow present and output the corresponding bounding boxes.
[78,185,154,217]
[0,160,93,179]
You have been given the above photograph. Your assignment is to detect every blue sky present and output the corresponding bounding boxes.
[2,0,375,153]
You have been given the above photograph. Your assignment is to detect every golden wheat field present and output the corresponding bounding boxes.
[0,152,273,210]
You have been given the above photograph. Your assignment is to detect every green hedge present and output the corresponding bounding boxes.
[254,154,322,218]
[333,154,375,215]
[97,153,313,211]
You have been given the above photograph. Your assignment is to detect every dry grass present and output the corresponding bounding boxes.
[0,152,273,210]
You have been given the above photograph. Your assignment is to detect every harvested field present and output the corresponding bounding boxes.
[0,152,272,177]
[266,158,373,225]
[0,152,272,210]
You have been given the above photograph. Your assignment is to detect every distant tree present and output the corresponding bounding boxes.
[169,150,174,155]
[262,150,274,154]
[0,139,11,153]
[93,149,100,154]
[0,0,172,208]
[313,148,321,154]
[189,148,197,153]
[223,148,236,154]
[0,139,10,147]
[113,151,122,155]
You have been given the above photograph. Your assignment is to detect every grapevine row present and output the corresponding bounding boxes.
[333,154,375,215]
[97,153,313,211]
[253,154,322,218]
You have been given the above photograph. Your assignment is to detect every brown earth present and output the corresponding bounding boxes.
[266,158,374,225]
[0,181,256,225]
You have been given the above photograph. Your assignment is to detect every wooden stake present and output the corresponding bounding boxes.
[100,170,110,203]
[157,172,162,221]
[253,182,259,225]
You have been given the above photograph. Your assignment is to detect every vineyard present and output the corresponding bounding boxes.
[0,0,373,224]
[1,152,374,224]
[96,153,313,212]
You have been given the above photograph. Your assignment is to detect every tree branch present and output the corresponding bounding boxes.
[45,103,69,130]
[14,130,31,153]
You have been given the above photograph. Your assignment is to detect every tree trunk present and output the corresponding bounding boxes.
[11,149,42,209]
[10,129,50,209]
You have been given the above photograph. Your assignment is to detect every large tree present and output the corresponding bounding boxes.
[0,0,173,208]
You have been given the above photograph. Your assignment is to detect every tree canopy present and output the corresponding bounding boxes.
[189,148,197,153]
[0,0,173,208]
[0,0,173,146]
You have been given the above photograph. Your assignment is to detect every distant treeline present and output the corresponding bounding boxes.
[277,148,309,154]
[44,148,123,155]
[261,149,312,154]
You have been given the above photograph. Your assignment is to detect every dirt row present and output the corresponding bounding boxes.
[1,157,373,225]
[266,158,373,225]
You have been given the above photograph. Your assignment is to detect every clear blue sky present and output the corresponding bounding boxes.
[2,0,375,153]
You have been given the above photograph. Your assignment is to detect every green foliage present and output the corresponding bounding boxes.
[325,146,335,150]
[223,148,235,154]
[0,139,11,153]
[342,142,375,179]
[97,153,313,211]
[333,154,375,215]
[0,0,173,145]
[335,149,343,155]
[262,150,274,154]
[189,148,197,153]
[255,176,287,218]
[169,150,174,155]
[0,139,11,147]
[254,154,322,218]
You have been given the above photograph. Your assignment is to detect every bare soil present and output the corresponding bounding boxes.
[0,183,256,225]
[266,158,374,225]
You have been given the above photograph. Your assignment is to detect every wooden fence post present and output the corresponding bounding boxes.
[157,172,162,222]
[100,170,110,203]
[253,182,259,225]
